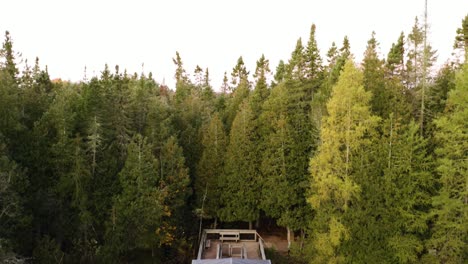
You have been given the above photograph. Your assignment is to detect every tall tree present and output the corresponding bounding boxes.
[1,31,19,80]
[287,38,306,80]
[387,32,405,77]
[305,24,323,80]
[260,81,313,247]
[383,121,433,263]
[453,14,468,61]
[427,61,467,263]
[274,60,286,85]
[195,113,227,225]
[308,60,379,263]
[251,54,270,115]
[219,101,259,228]
[104,134,163,260]
[362,32,388,117]
[231,56,249,87]
[225,58,250,130]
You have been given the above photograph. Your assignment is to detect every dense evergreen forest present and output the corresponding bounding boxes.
[0,13,467,264]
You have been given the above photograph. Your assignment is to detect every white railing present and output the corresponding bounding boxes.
[201,229,268,260]
[196,231,207,260]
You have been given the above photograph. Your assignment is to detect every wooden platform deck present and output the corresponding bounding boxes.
[195,229,270,262]
[202,240,262,260]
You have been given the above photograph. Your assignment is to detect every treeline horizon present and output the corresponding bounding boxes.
[1,14,467,264]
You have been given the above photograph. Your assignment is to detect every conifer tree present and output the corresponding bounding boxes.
[387,32,405,76]
[362,32,388,117]
[251,54,270,115]
[1,31,19,80]
[287,38,306,80]
[219,101,259,228]
[105,134,163,258]
[260,82,312,247]
[274,60,286,84]
[427,61,467,263]
[308,60,379,263]
[305,24,323,80]
[231,56,249,87]
[225,58,250,130]
[195,113,227,224]
[453,14,468,60]
[383,121,433,263]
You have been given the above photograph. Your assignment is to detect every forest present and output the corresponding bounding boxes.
[0,13,467,264]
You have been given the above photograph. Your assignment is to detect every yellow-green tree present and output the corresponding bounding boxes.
[308,60,379,263]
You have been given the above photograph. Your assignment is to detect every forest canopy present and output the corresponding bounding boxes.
[0,13,467,264]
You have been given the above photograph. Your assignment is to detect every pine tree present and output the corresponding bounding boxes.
[362,32,388,117]
[427,61,467,263]
[173,51,188,86]
[1,31,19,80]
[287,38,306,80]
[195,113,227,223]
[305,24,323,80]
[105,134,163,258]
[225,58,250,130]
[231,56,249,87]
[308,60,379,263]
[251,54,270,115]
[387,32,405,77]
[219,101,259,227]
[159,136,191,243]
[274,60,286,85]
[260,82,313,247]
[383,121,433,263]
[221,71,229,94]
[194,65,204,87]
[328,36,351,88]
[453,14,468,61]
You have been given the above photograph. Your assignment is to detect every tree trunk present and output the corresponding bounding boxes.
[214,217,218,229]
[249,221,253,230]
[287,227,292,250]
[255,217,260,229]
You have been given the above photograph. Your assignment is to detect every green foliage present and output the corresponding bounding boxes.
[0,18,467,264]
[195,113,227,218]
[427,61,468,263]
[219,101,259,223]
[308,60,379,263]
[305,24,323,80]
[104,134,163,259]
[386,32,405,76]
[454,14,468,57]
[32,235,65,264]
[260,79,315,231]
[287,38,306,80]
[231,56,249,86]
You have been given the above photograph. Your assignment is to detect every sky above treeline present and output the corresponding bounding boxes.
[1,0,467,89]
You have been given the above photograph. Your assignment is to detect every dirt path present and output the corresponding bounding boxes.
[259,232,289,253]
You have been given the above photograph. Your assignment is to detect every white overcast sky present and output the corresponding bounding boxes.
[1,0,467,89]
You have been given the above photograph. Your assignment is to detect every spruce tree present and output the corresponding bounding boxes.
[362,32,389,117]
[287,38,306,80]
[219,101,259,228]
[427,61,467,263]
[305,24,323,80]
[195,113,227,224]
[386,32,405,77]
[105,134,163,258]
